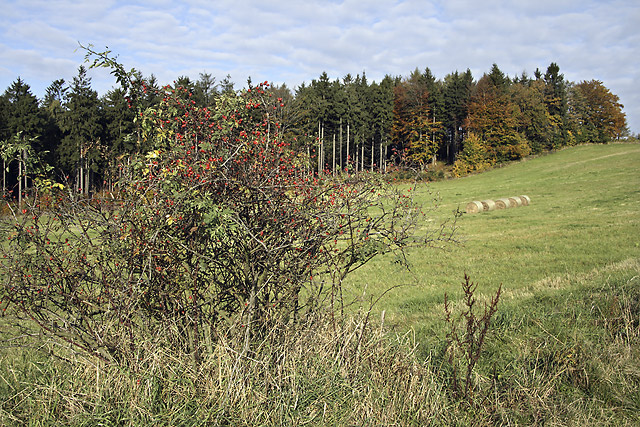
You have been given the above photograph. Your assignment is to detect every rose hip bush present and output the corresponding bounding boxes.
[0,54,455,365]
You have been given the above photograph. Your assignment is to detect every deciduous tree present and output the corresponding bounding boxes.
[392,69,440,169]
[570,80,627,143]
[466,64,529,163]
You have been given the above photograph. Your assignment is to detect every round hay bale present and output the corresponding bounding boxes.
[508,197,523,207]
[481,199,496,211]
[466,201,484,214]
[519,195,530,206]
[495,198,510,209]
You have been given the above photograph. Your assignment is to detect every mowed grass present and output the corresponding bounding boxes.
[345,143,640,331]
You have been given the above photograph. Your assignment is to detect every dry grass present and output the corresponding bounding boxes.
[1,309,455,426]
[2,262,638,426]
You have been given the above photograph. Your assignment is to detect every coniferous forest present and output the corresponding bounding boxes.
[0,60,628,197]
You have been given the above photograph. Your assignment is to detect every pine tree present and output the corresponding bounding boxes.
[1,78,48,196]
[40,79,67,168]
[2,77,46,141]
[194,72,218,107]
[57,66,105,194]
[543,62,570,148]
[219,74,235,95]
[102,88,136,154]
[443,70,473,162]
[368,75,394,170]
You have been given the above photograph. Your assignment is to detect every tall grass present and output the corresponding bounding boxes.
[2,260,638,425]
[1,309,450,426]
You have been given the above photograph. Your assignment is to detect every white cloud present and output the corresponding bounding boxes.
[1,0,638,132]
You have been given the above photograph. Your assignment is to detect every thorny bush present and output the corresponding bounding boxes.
[0,52,457,366]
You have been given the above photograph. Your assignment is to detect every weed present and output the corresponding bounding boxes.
[444,273,502,403]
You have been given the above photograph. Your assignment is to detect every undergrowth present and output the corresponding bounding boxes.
[2,263,639,425]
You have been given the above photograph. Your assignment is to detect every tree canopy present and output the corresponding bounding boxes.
[0,59,629,193]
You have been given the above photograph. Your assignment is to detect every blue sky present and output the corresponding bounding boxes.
[1,0,639,132]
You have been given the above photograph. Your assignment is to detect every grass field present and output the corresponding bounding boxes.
[1,142,639,425]
[346,143,640,328]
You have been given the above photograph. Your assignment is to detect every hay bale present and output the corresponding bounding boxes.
[495,198,511,209]
[508,197,523,207]
[466,201,484,214]
[481,199,496,211]
[519,195,530,206]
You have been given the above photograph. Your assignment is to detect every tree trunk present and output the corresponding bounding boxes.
[355,143,359,173]
[339,118,343,172]
[346,124,350,173]
[332,134,336,175]
[18,157,22,209]
[432,115,436,166]
[384,143,388,173]
[317,121,322,175]
[321,125,325,173]
[317,122,320,175]
[22,149,28,201]
[370,139,374,172]
[86,164,90,197]
[79,142,84,195]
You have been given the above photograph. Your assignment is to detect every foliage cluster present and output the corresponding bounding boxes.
[451,64,627,176]
[0,54,455,366]
[451,132,493,176]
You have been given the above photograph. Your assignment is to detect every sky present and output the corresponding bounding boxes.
[1,0,639,133]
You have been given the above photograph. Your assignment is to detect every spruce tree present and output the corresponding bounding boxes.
[443,70,473,162]
[543,62,569,148]
[2,77,46,141]
[1,78,48,196]
[57,66,105,194]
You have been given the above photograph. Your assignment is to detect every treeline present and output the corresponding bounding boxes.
[0,61,628,196]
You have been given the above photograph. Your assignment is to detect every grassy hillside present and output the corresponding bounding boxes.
[347,143,640,329]
[1,143,639,425]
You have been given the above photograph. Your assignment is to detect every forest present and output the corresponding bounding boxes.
[0,60,628,196]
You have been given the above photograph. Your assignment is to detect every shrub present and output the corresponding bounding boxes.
[452,133,493,177]
[0,50,456,367]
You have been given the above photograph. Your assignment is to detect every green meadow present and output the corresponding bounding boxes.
[347,143,640,328]
[1,143,639,425]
